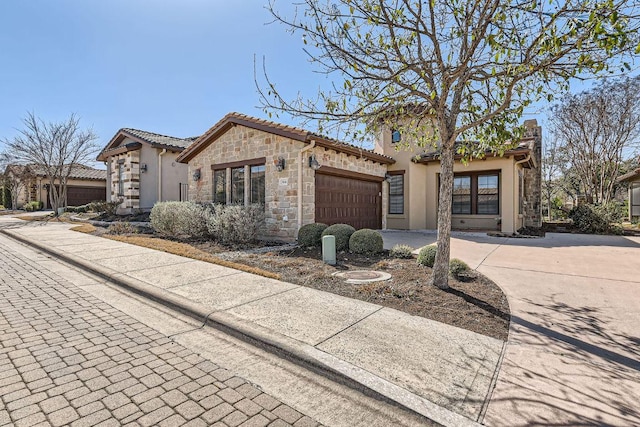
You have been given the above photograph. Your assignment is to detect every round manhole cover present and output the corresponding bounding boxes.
[332,270,391,284]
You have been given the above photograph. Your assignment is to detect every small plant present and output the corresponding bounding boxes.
[417,245,437,267]
[67,204,89,213]
[150,201,210,238]
[321,223,356,251]
[297,223,328,247]
[349,228,383,254]
[389,244,414,259]
[23,201,43,212]
[107,222,137,235]
[449,258,470,279]
[0,205,4,210]
[88,199,121,215]
[206,204,265,245]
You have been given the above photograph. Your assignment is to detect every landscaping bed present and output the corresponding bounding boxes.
[77,225,510,340]
[217,246,510,341]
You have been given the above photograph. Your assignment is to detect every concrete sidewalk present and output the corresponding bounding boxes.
[0,218,503,427]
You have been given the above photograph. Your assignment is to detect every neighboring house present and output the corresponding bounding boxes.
[176,113,395,240]
[617,167,640,221]
[96,128,197,214]
[177,112,542,241]
[5,164,107,209]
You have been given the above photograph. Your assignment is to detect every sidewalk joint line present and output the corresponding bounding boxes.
[475,239,506,270]
[314,306,384,348]
[220,286,300,312]
[165,271,244,289]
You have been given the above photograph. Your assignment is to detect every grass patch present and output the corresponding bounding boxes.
[104,235,281,280]
[70,224,97,234]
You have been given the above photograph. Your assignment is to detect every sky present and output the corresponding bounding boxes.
[0,0,617,167]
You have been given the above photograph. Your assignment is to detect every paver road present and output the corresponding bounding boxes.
[0,237,321,427]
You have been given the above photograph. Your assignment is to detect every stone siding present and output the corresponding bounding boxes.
[186,125,388,240]
[109,150,140,214]
[523,122,543,228]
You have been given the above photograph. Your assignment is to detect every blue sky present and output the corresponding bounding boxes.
[0,0,610,164]
[0,1,320,154]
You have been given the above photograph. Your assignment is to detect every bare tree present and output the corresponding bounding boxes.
[259,0,640,289]
[542,138,564,220]
[550,77,640,205]
[1,113,99,214]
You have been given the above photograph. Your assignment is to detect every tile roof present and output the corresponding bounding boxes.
[8,164,106,181]
[96,128,199,161]
[177,112,395,165]
[414,139,534,164]
[121,128,198,150]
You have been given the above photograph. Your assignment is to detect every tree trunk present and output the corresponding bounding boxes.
[430,146,455,290]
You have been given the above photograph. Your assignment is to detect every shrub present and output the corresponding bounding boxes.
[67,204,89,213]
[0,205,4,210]
[449,258,470,279]
[89,199,121,215]
[349,229,384,254]
[389,244,414,259]
[568,204,611,234]
[206,204,265,245]
[297,223,328,247]
[417,245,437,267]
[150,201,210,238]
[321,223,356,251]
[23,201,43,212]
[107,222,137,235]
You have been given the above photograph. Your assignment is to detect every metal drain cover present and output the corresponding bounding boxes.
[332,270,391,284]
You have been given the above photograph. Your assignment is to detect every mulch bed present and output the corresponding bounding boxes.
[212,246,510,341]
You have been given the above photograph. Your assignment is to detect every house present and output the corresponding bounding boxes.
[96,128,198,214]
[176,113,394,240]
[617,167,640,221]
[5,163,107,209]
[177,112,542,241]
[379,119,542,233]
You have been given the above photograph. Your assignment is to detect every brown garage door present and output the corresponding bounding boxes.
[66,186,106,206]
[315,169,382,229]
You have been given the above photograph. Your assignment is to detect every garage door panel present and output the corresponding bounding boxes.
[66,186,107,206]
[315,172,381,230]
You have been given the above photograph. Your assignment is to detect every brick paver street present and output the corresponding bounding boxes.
[0,239,321,427]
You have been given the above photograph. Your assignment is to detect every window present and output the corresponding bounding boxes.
[388,174,404,214]
[391,129,401,144]
[117,162,125,197]
[477,174,499,214]
[250,165,265,204]
[210,158,266,207]
[231,167,245,204]
[451,172,499,215]
[213,169,226,204]
[452,176,471,214]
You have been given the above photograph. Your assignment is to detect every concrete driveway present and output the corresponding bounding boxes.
[382,231,640,426]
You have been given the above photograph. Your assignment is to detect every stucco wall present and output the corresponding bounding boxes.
[185,124,387,240]
[104,138,188,213]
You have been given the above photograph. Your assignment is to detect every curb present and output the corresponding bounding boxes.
[1,228,482,427]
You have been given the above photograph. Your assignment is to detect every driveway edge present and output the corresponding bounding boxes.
[1,228,481,427]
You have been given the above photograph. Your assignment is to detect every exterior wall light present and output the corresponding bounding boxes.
[140,163,148,173]
[308,154,321,170]
[276,157,286,172]
[192,169,201,182]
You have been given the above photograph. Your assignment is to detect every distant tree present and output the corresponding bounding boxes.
[260,0,640,289]
[550,77,640,205]
[0,164,32,210]
[1,113,99,214]
[542,138,565,220]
